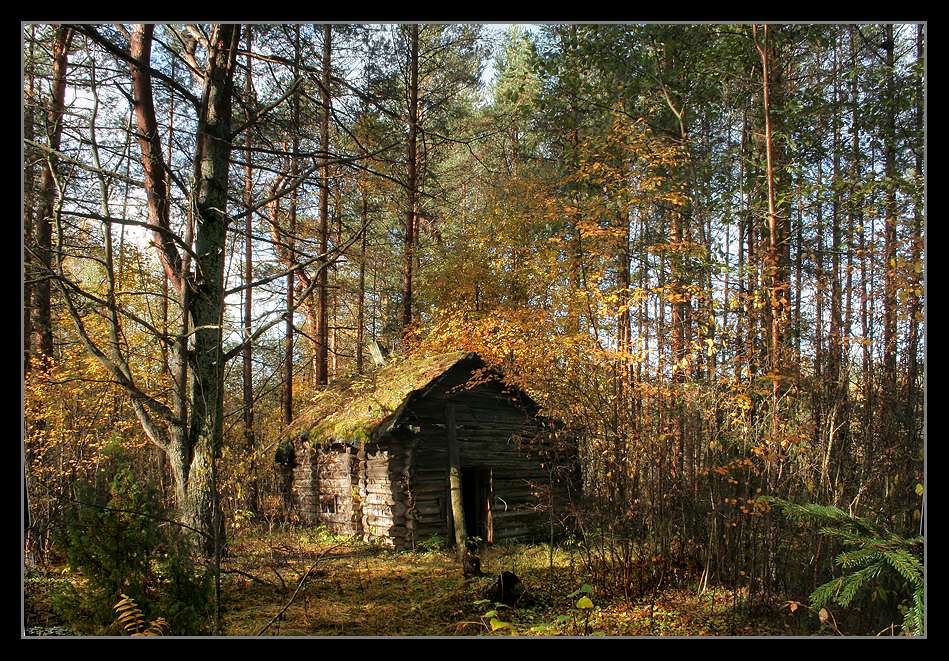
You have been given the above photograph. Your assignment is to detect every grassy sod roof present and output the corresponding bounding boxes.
[286,350,476,444]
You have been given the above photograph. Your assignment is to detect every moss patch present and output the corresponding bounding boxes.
[285,351,471,444]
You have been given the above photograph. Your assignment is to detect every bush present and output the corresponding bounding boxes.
[52,461,213,635]
[765,497,924,636]
[416,534,449,554]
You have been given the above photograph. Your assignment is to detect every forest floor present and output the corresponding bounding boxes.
[217,526,813,636]
[24,525,820,637]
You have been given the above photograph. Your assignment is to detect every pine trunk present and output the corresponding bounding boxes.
[30,26,73,368]
[402,24,419,334]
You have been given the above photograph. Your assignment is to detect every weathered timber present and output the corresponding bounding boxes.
[287,352,576,549]
[446,403,467,559]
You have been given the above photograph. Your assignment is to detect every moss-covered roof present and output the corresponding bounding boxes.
[286,350,477,444]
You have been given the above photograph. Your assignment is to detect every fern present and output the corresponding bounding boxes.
[764,497,924,636]
[114,594,167,636]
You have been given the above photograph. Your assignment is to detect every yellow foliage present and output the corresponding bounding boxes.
[114,594,167,636]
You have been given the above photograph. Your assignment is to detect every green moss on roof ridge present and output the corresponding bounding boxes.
[286,350,472,444]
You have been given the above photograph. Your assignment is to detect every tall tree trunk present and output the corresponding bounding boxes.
[815,157,825,381]
[736,109,748,380]
[743,103,758,380]
[814,157,826,452]
[23,25,39,565]
[30,25,74,369]
[185,23,241,556]
[356,194,368,374]
[755,24,787,404]
[402,24,419,334]
[331,176,343,378]
[906,24,924,446]
[794,179,803,359]
[829,38,849,490]
[241,27,258,516]
[72,23,241,557]
[830,42,843,393]
[616,209,632,393]
[24,26,37,373]
[284,27,300,423]
[881,25,898,446]
[316,24,331,384]
[847,27,872,469]
[284,174,295,426]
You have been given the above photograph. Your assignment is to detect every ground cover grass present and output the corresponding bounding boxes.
[24,525,821,636]
[216,526,815,637]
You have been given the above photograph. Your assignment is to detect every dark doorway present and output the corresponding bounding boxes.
[461,468,493,543]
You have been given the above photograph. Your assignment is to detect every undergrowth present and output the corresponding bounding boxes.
[216,530,806,636]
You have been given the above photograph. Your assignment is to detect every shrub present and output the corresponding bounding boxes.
[416,534,448,554]
[765,497,924,636]
[52,460,213,635]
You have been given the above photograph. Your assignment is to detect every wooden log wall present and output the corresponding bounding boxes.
[398,373,574,547]
[356,441,417,548]
[291,439,318,524]
[292,440,364,534]
[315,444,360,535]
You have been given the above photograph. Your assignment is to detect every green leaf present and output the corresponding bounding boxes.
[577,596,594,609]
[490,618,512,631]
[568,583,594,597]
[483,610,498,619]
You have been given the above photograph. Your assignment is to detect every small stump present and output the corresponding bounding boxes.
[462,550,485,578]
[484,571,522,607]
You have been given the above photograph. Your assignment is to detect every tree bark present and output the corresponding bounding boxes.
[129,23,240,554]
[402,24,419,335]
[616,208,632,395]
[830,41,843,393]
[242,26,258,516]
[906,24,924,444]
[316,24,332,384]
[754,24,787,402]
[356,194,368,374]
[186,23,241,555]
[130,25,183,295]
[24,26,37,372]
[882,25,898,447]
[30,25,74,368]
[284,27,300,425]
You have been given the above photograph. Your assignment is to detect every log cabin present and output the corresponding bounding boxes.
[284,351,576,550]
